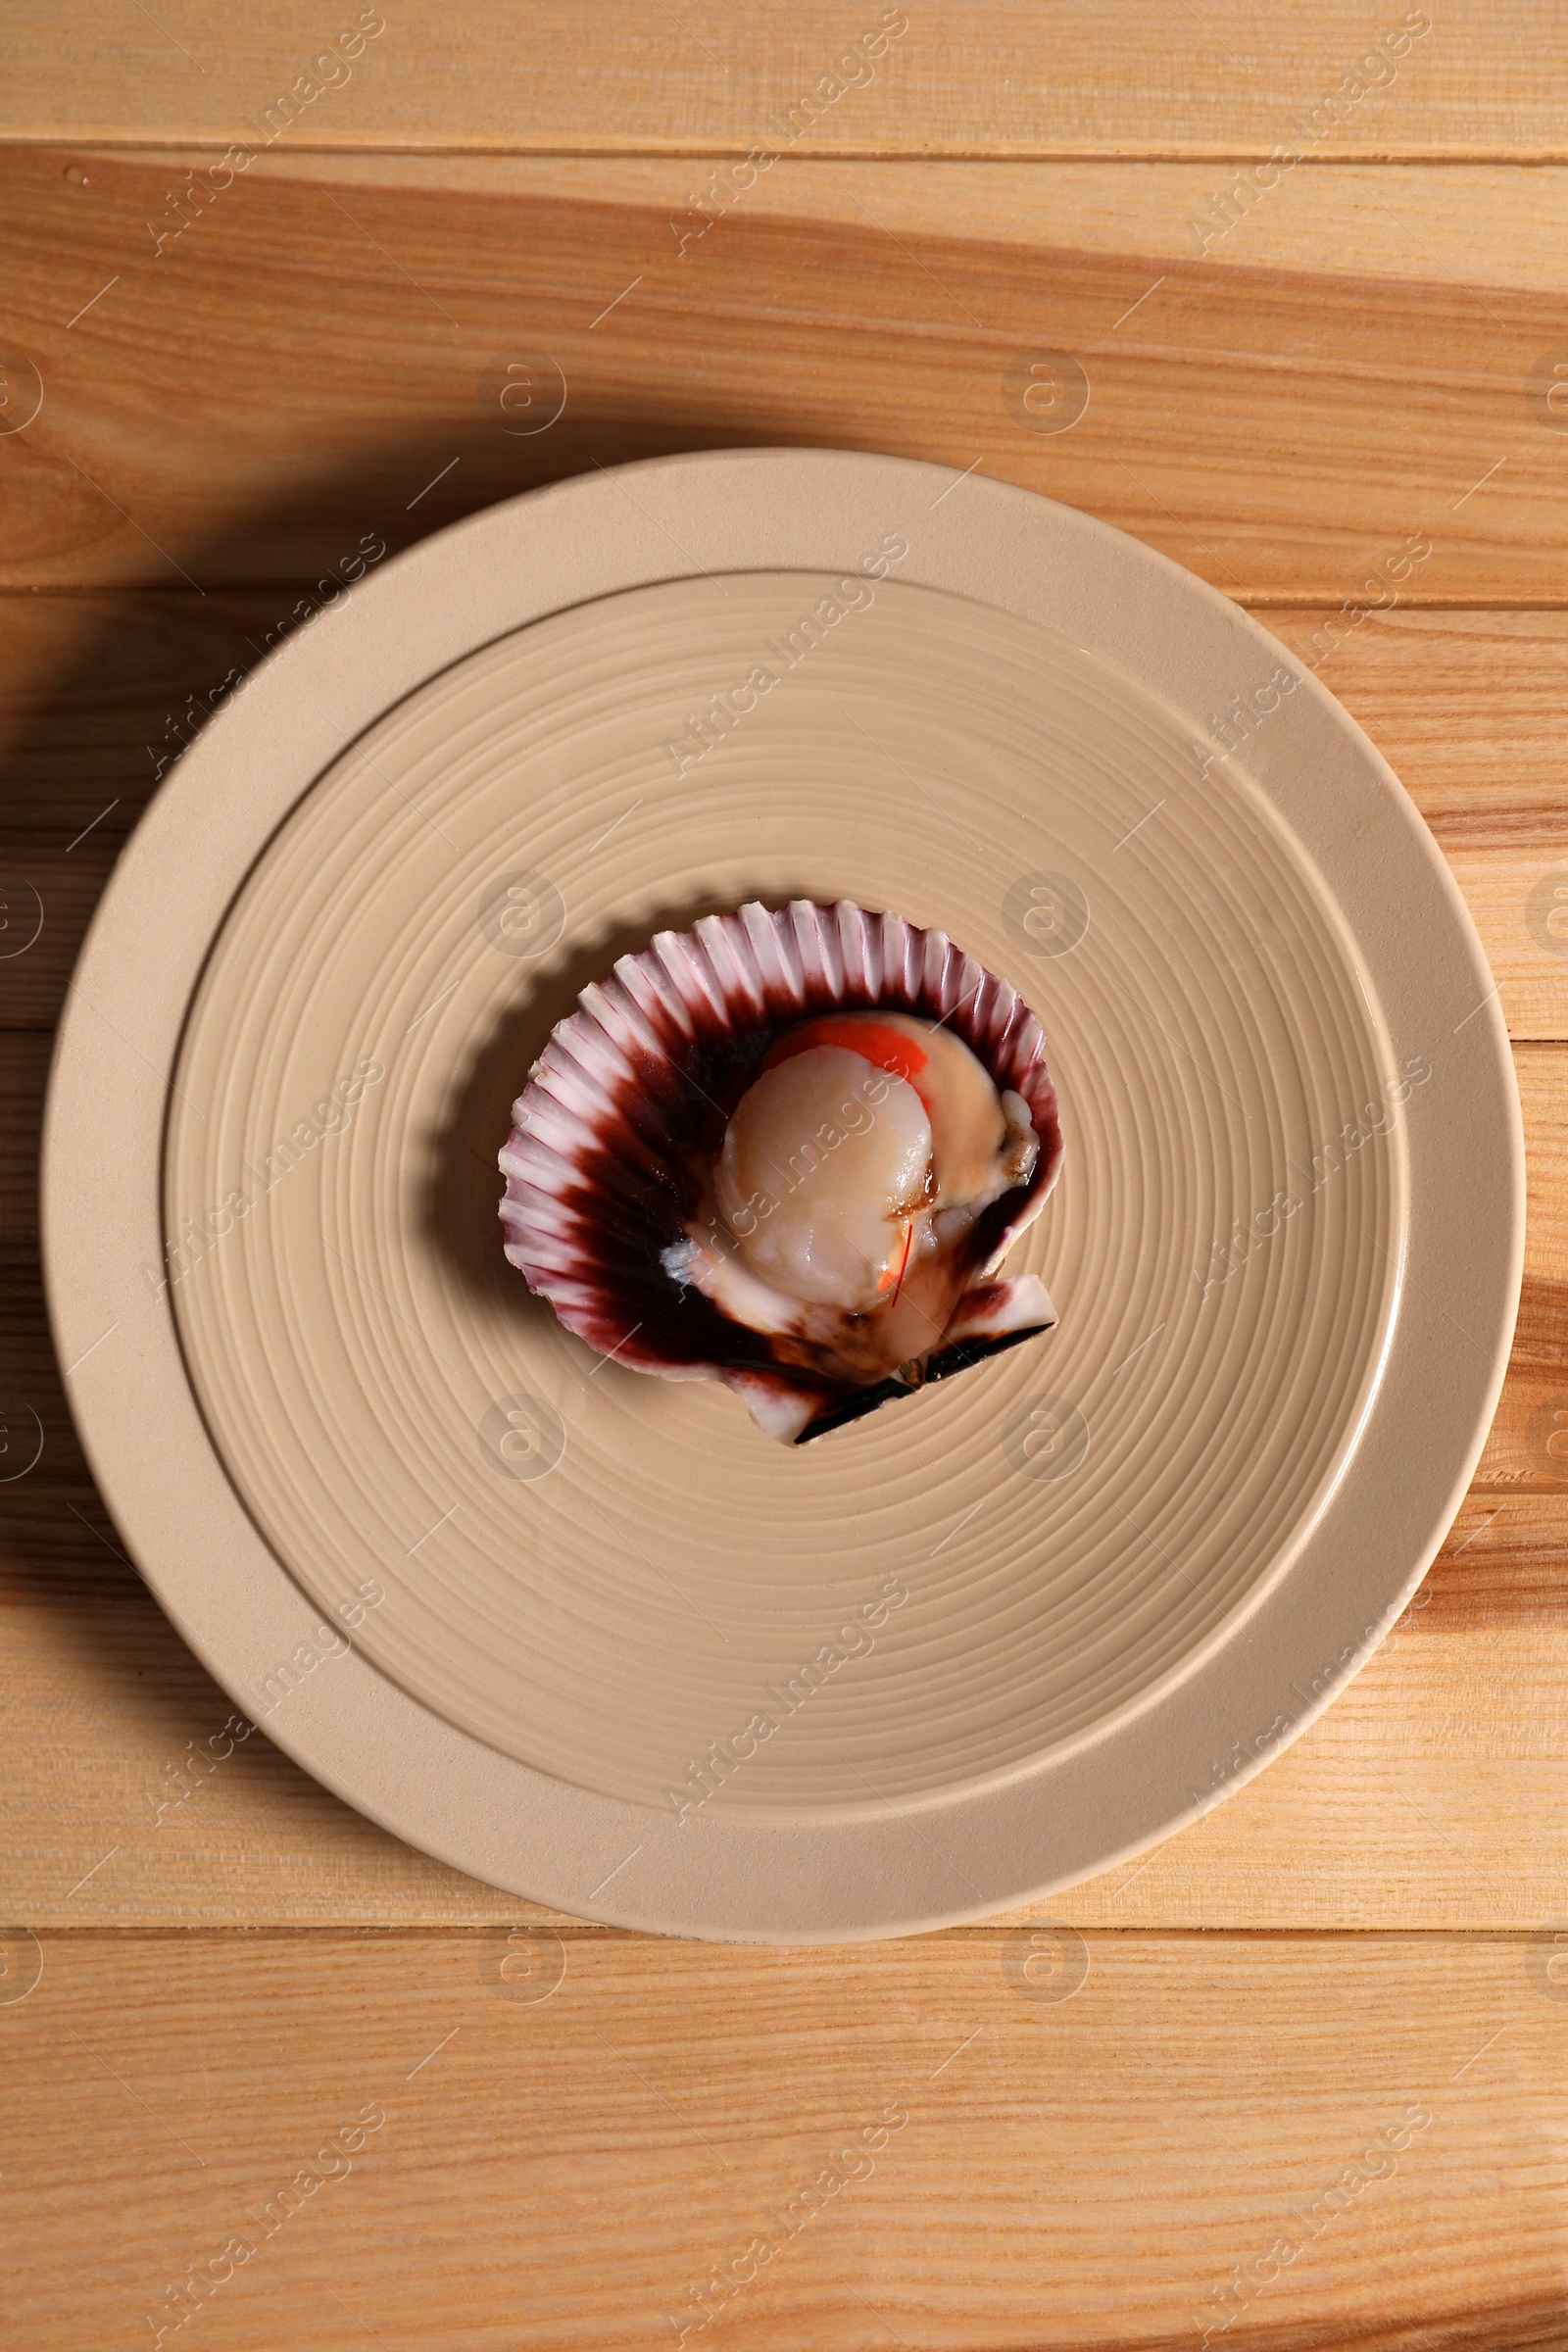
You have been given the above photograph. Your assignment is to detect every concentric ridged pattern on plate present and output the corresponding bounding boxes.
[498,896,1063,1395]
[165,572,1405,1817]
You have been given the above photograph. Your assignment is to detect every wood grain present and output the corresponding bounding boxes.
[240,150,1568,294]
[6,150,1568,603]
[2,1926,1562,2349]
[3,35,1564,2349]
[3,4,1562,160]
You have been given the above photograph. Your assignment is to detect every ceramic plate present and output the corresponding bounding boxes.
[43,450,1523,1942]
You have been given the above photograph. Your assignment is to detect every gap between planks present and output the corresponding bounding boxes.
[11,589,1568,610]
[13,140,1568,164]
[16,1922,1546,1939]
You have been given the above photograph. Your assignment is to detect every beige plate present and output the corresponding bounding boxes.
[43,451,1523,1943]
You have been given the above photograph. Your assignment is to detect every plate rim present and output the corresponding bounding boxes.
[41,447,1525,1942]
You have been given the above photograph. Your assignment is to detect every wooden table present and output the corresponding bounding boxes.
[4,10,1567,2343]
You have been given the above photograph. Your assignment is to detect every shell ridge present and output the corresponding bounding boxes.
[558,1012,635,1095]
[835,900,872,1004]
[879,908,912,1009]
[949,950,985,1032]
[890,912,920,1010]
[535,1052,611,1123]
[703,909,767,1027]
[816,903,847,1002]
[681,925,733,1028]
[787,900,830,1008]
[614,955,691,1061]
[651,930,718,1033]
[722,907,772,1021]
[579,978,662,1067]
[739,901,802,1017]
[967,970,1004,1052]
[917,928,949,1017]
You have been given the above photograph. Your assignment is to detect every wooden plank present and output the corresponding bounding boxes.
[2,4,1564,160]
[233,150,1568,296]
[6,597,1566,1039]
[5,151,1568,601]
[2,1927,1562,2349]
[3,1044,1562,1928]
[1296,607,1568,1045]
[1,36,1557,2336]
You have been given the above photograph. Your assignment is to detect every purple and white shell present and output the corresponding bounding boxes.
[498,900,1064,1443]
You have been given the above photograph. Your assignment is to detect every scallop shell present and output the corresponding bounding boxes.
[499,900,1065,1442]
